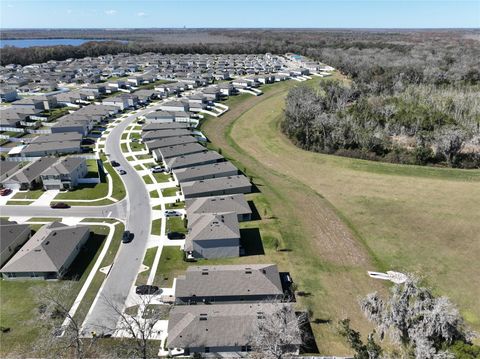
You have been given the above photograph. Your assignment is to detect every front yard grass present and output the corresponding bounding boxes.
[165,201,184,210]
[135,247,157,286]
[161,187,178,197]
[152,246,188,288]
[153,172,170,183]
[28,217,62,222]
[166,217,187,234]
[130,142,145,152]
[143,175,153,185]
[121,143,128,152]
[54,182,108,201]
[151,218,162,235]
[11,190,44,200]
[149,190,159,198]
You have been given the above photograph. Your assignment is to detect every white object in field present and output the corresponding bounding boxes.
[368,271,408,284]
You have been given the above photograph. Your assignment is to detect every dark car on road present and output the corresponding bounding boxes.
[167,232,186,240]
[0,188,12,196]
[136,285,159,295]
[50,202,71,209]
[122,230,134,243]
[118,169,127,175]
[111,161,120,167]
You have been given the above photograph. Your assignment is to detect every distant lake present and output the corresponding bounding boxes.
[0,38,122,48]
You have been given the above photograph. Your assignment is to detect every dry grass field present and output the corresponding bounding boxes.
[201,76,480,354]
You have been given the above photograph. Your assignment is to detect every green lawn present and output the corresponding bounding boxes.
[136,247,158,286]
[149,190,159,198]
[0,225,114,356]
[165,201,185,210]
[166,217,187,234]
[54,182,108,201]
[152,246,188,287]
[153,172,171,183]
[151,219,162,235]
[121,133,128,140]
[130,132,141,140]
[103,162,126,201]
[11,190,44,200]
[152,204,162,210]
[134,164,143,171]
[135,154,152,160]
[161,187,178,197]
[121,143,128,152]
[130,142,145,152]
[85,159,99,178]
[5,200,32,205]
[143,175,153,184]
[126,156,134,161]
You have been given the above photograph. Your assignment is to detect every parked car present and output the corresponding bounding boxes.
[167,232,186,240]
[164,210,181,217]
[136,285,159,295]
[137,120,145,124]
[118,169,127,175]
[50,202,70,209]
[0,188,12,196]
[122,230,133,243]
[111,161,120,167]
[151,168,165,173]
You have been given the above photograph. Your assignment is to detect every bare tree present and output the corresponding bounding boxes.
[249,302,307,359]
[33,281,97,359]
[434,126,467,166]
[100,294,168,359]
[359,275,471,359]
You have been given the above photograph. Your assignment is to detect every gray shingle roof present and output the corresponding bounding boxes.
[168,302,299,348]
[181,175,251,198]
[2,157,58,184]
[173,161,238,183]
[142,129,193,141]
[143,121,191,131]
[175,264,283,299]
[186,212,240,251]
[40,157,85,176]
[156,142,206,160]
[0,222,89,274]
[166,151,223,170]
[145,136,197,152]
[186,194,251,219]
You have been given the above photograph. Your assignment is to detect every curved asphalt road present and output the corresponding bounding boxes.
[82,105,157,334]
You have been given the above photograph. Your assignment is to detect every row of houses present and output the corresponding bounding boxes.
[0,156,89,190]
[165,263,301,355]
[141,123,254,259]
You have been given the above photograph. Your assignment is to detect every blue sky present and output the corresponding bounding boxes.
[1,0,478,29]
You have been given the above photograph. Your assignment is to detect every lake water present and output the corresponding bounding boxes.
[0,38,117,48]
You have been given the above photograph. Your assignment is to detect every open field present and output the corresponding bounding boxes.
[201,77,480,354]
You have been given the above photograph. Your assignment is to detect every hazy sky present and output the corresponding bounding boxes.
[1,0,479,29]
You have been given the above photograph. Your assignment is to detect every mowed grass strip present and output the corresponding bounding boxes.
[166,217,187,234]
[161,187,178,197]
[151,218,162,235]
[135,247,158,286]
[5,200,32,205]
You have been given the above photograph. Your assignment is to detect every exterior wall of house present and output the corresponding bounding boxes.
[51,125,87,135]
[192,238,239,259]
[21,145,81,157]
[1,271,57,280]
[41,160,88,190]
[183,184,251,199]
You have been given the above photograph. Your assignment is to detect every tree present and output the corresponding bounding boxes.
[338,319,382,359]
[33,281,97,359]
[359,276,471,359]
[100,294,168,359]
[249,302,307,359]
[434,126,467,166]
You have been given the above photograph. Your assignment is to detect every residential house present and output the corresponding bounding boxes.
[141,129,193,142]
[0,222,90,280]
[175,264,283,304]
[165,151,224,171]
[0,220,31,268]
[0,87,18,103]
[185,212,240,259]
[145,136,198,153]
[167,302,300,355]
[152,142,206,163]
[1,157,58,190]
[173,161,238,184]
[180,175,251,199]
[186,194,252,222]
[40,157,87,190]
